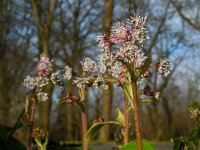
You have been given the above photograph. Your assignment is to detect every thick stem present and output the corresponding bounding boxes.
[124,92,129,145]
[80,88,88,150]
[132,81,142,150]
[81,107,88,150]
[27,97,37,150]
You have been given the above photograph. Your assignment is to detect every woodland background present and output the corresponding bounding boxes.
[0,0,200,145]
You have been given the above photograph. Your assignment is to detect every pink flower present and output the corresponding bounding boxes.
[37,54,53,77]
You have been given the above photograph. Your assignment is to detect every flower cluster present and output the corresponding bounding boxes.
[96,16,171,81]
[116,42,147,68]
[80,57,96,73]
[93,77,109,90]
[110,23,132,43]
[23,75,49,88]
[143,85,160,99]
[73,77,90,89]
[96,35,111,50]
[50,65,73,85]
[98,50,116,74]
[97,15,148,77]
[155,58,171,77]
[37,54,53,77]
[37,92,48,101]
[63,65,72,80]
[127,16,148,44]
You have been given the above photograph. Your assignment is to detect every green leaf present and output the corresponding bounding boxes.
[123,83,134,109]
[122,71,134,109]
[34,137,43,148]
[86,121,121,143]
[120,140,155,150]
[116,107,125,127]
[56,98,66,106]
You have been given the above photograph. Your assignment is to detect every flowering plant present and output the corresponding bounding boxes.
[23,15,171,150]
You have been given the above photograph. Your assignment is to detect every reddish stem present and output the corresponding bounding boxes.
[132,81,142,150]
[81,106,88,150]
[80,88,88,150]
[124,93,129,145]
[27,97,37,150]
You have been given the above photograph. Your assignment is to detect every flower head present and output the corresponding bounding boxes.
[80,57,96,73]
[36,92,48,101]
[116,42,147,68]
[37,54,53,77]
[23,75,37,88]
[50,71,64,85]
[155,58,171,77]
[98,50,116,74]
[73,77,90,88]
[110,22,132,43]
[63,65,72,80]
[127,16,148,44]
[35,77,49,87]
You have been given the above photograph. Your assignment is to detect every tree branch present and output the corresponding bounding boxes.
[171,0,200,31]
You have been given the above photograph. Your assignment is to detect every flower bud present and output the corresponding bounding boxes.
[143,70,152,78]
[153,90,160,99]
[66,92,72,99]
[66,98,72,104]
[143,85,151,96]
[98,117,105,122]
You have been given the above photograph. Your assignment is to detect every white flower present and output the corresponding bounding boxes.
[63,65,72,80]
[80,57,96,73]
[50,71,63,85]
[110,22,132,43]
[127,16,148,45]
[127,15,147,29]
[98,51,116,74]
[93,77,104,87]
[156,58,171,77]
[73,77,90,88]
[37,92,48,101]
[109,62,124,77]
[35,77,49,87]
[23,75,37,88]
[116,42,147,68]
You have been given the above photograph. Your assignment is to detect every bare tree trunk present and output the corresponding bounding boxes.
[98,0,114,142]
[0,0,11,126]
